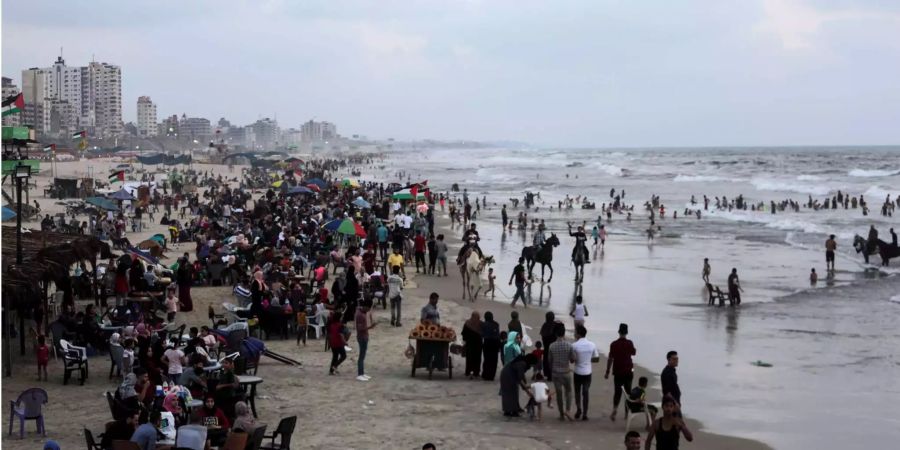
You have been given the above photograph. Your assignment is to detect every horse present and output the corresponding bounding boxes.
[572,244,587,282]
[458,247,494,301]
[853,235,899,266]
[521,233,560,282]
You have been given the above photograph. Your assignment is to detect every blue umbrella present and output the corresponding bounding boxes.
[85,197,120,211]
[352,197,371,209]
[125,245,160,266]
[286,186,314,195]
[2,206,16,221]
[306,178,327,189]
[109,188,134,201]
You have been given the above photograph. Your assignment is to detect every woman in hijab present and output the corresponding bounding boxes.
[503,331,523,364]
[232,401,259,433]
[461,312,484,379]
[539,311,558,380]
[176,257,194,311]
[499,354,539,416]
[341,266,360,323]
[481,311,501,380]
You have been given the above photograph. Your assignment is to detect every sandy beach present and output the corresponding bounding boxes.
[0,157,771,450]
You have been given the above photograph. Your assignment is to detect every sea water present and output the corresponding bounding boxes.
[378,146,899,450]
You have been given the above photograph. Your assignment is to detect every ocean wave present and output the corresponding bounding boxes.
[796,175,823,181]
[891,295,900,304]
[750,178,832,196]
[863,185,899,199]
[706,209,829,234]
[848,168,900,177]
[588,162,624,176]
[673,174,729,183]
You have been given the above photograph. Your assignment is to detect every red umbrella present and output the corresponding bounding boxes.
[305,183,321,192]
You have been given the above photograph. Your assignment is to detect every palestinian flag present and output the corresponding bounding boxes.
[71,130,86,140]
[109,170,125,183]
[42,144,56,153]
[2,93,24,116]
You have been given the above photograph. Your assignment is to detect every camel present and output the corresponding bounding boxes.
[458,248,494,301]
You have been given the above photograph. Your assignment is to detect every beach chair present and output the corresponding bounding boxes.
[221,431,249,450]
[109,343,124,379]
[245,425,268,450]
[714,286,735,306]
[111,440,141,450]
[176,424,208,450]
[84,427,103,450]
[8,388,48,438]
[260,416,297,450]
[60,339,88,385]
[622,387,652,432]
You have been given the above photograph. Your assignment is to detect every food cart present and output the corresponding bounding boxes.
[409,321,455,379]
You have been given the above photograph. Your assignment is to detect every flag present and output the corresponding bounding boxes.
[42,144,56,153]
[2,93,23,116]
[71,131,86,140]
[410,185,418,199]
[109,170,125,183]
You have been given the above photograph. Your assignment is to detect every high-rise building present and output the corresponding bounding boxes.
[301,119,338,142]
[20,67,51,134]
[136,96,157,137]
[2,77,21,127]
[86,61,123,137]
[250,117,279,149]
[179,114,211,140]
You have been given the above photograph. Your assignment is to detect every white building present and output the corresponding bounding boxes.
[87,61,123,137]
[136,96,157,137]
[20,67,51,134]
[301,119,338,142]
[2,77,21,127]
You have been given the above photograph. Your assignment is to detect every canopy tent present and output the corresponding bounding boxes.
[109,188,134,200]
[84,196,120,211]
[2,206,16,221]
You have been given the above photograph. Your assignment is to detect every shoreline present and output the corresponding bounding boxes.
[0,158,770,450]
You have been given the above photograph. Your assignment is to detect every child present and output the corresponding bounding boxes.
[122,338,136,375]
[810,268,818,285]
[36,335,49,381]
[570,295,588,327]
[165,288,179,322]
[487,268,496,299]
[530,341,544,379]
[629,376,658,419]
[527,373,553,421]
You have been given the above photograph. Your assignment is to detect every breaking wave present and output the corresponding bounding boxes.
[674,174,729,183]
[848,168,900,177]
[750,178,832,196]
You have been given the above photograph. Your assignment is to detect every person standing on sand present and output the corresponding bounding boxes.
[481,311,502,380]
[548,323,575,421]
[462,311,484,379]
[701,258,711,284]
[500,354,538,417]
[539,312,558,380]
[355,301,375,382]
[661,351,681,407]
[570,295,588,327]
[825,234,837,271]
[509,257,528,308]
[435,234,449,276]
[606,323,636,422]
[508,310,523,336]
[644,397,693,450]
[388,266,404,327]
[571,325,599,420]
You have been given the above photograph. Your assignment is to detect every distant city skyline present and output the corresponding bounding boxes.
[4,0,900,147]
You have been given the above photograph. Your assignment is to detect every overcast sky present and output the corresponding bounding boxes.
[3,0,899,147]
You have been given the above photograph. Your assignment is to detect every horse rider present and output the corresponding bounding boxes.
[567,222,590,263]
[533,225,546,248]
[458,223,484,262]
[868,225,879,251]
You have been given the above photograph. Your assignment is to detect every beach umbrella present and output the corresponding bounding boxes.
[271,180,284,188]
[352,197,372,209]
[322,218,367,237]
[306,178,327,189]
[305,183,321,192]
[286,186,314,196]
[126,245,161,266]
[391,188,427,201]
[2,206,16,221]
[416,202,429,214]
[85,196,120,211]
[109,188,134,200]
[340,178,360,188]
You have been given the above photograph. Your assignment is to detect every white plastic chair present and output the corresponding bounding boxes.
[622,386,652,431]
[306,310,326,339]
[175,424,208,450]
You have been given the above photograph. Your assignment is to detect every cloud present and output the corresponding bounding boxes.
[756,0,900,50]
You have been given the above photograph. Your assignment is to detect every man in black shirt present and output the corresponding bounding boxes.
[727,268,742,305]
[100,409,140,448]
[661,350,681,406]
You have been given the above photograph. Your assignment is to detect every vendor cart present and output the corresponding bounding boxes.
[411,338,453,379]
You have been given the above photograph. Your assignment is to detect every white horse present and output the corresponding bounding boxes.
[459,249,494,301]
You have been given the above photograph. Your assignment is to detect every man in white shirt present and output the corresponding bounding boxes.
[571,325,600,420]
[387,266,404,327]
